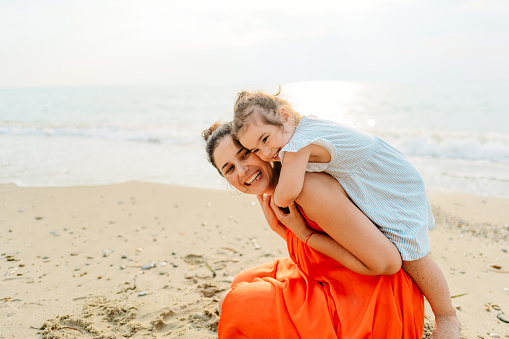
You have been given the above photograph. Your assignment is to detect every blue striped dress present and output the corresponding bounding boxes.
[280,116,435,261]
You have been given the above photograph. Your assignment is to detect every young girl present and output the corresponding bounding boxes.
[232,89,460,339]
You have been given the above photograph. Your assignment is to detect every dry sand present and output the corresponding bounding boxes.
[0,182,508,338]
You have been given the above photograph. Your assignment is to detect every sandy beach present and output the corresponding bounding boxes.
[1,182,508,338]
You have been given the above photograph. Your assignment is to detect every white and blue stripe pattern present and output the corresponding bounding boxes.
[280,116,435,261]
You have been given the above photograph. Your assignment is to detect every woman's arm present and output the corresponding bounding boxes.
[257,194,287,240]
[269,198,391,275]
[279,172,402,275]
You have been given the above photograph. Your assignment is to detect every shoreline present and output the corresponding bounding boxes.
[1,182,508,338]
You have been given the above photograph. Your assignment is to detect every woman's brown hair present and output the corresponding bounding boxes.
[202,121,237,175]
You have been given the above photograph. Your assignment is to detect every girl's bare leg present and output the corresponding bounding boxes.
[402,255,460,339]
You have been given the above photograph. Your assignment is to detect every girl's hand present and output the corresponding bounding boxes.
[269,198,313,241]
[257,194,287,239]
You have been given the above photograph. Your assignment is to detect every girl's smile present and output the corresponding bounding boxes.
[238,108,295,163]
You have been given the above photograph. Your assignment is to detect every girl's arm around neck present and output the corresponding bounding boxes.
[295,172,402,275]
[273,148,310,208]
[274,144,330,208]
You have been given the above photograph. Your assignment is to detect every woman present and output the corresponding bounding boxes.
[203,122,425,338]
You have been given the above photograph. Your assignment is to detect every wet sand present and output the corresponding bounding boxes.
[0,182,508,338]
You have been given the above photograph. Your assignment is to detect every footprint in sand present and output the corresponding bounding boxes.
[40,315,99,337]
[198,283,226,298]
[189,309,219,332]
[151,309,180,332]
[184,254,205,265]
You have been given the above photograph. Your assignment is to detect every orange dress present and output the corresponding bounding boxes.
[218,210,424,338]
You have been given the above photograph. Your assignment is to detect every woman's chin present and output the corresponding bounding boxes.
[245,179,270,195]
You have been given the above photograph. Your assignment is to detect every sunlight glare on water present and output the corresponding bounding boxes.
[284,81,364,127]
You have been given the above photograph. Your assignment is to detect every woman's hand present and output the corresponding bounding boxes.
[268,198,314,242]
[257,194,287,240]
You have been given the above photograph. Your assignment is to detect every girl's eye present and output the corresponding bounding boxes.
[252,149,259,154]
[262,136,268,143]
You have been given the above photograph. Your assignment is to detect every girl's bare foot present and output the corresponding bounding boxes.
[431,315,460,339]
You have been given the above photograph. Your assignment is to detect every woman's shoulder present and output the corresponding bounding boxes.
[297,172,346,205]
[302,171,337,184]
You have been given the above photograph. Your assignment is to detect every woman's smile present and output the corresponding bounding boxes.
[244,170,262,186]
[213,135,274,195]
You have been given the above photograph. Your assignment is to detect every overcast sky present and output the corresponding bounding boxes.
[1,0,508,88]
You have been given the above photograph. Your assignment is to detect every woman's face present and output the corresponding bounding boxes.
[213,135,275,195]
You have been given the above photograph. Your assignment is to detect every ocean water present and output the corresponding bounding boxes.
[1,81,509,199]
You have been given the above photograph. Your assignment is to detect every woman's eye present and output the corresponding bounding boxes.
[225,165,234,174]
[262,136,268,143]
[252,149,259,154]
[242,150,251,159]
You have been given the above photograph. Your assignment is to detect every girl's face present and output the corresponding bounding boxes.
[238,108,295,162]
[213,135,275,196]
